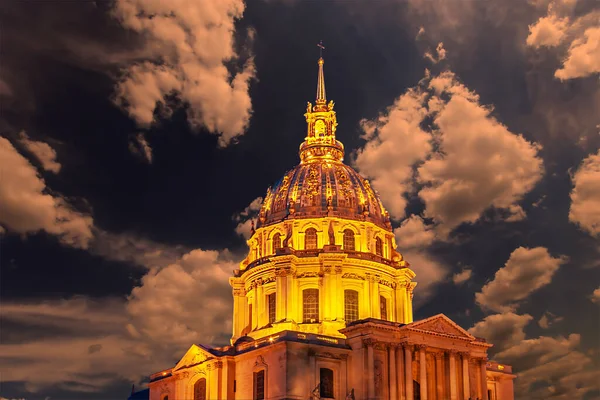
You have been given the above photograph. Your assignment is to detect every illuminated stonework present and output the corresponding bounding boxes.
[143,55,516,400]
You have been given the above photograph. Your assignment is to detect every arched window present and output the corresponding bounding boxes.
[343,229,355,251]
[272,233,281,254]
[375,237,383,256]
[254,370,265,400]
[380,295,388,320]
[162,396,169,400]
[320,368,334,398]
[194,378,206,400]
[267,292,276,324]
[303,289,319,322]
[305,228,317,249]
[344,289,359,323]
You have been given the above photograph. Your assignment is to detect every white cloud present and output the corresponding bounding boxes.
[526,0,600,80]
[354,88,432,220]
[418,72,544,236]
[112,0,255,146]
[495,333,600,399]
[475,247,567,312]
[526,14,570,48]
[468,312,533,353]
[233,197,263,239]
[127,249,238,348]
[555,26,600,80]
[569,150,600,236]
[128,132,153,163]
[18,131,61,173]
[0,137,93,248]
[538,311,564,329]
[452,268,472,285]
[590,286,600,304]
[394,215,436,250]
[404,251,449,308]
[356,70,543,236]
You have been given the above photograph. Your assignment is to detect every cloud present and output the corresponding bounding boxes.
[0,137,93,248]
[394,215,436,250]
[424,42,447,63]
[468,312,533,354]
[404,251,449,307]
[357,70,543,236]
[128,132,153,163]
[1,247,240,395]
[526,14,570,48]
[538,311,564,328]
[233,197,263,239]
[18,131,61,173]
[526,0,600,80]
[127,249,238,348]
[475,247,567,312]
[569,150,600,236]
[452,268,472,285]
[112,0,255,146]
[90,230,188,269]
[590,286,600,304]
[354,87,432,220]
[495,333,600,399]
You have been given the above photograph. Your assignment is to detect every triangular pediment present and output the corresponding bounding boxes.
[407,314,475,340]
[173,344,214,371]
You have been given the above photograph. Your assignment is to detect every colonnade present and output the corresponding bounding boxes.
[361,340,489,400]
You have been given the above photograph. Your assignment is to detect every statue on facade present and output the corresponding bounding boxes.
[328,221,335,245]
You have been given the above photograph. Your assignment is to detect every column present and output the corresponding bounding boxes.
[449,351,458,400]
[406,283,415,322]
[419,345,428,400]
[435,353,443,400]
[480,358,489,400]
[364,339,376,399]
[404,344,413,400]
[396,284,407,323]
[275,270,287,321]
[396,345,406,400]
[461,353,470,400]
[389,345,397,399]
[256,284,264,327]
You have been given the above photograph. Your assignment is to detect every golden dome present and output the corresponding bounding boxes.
[257,57,392,231]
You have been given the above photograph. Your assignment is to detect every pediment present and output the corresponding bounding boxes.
[173,344,214,371]
[407,314,474,340]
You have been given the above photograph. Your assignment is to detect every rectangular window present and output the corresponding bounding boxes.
[344,289,359,323]
[380,295,387,320]
[303,289,319,322]
[267,292,276,324]
[254,370,265,400]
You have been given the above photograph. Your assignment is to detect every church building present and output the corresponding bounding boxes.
[142,55,516,400]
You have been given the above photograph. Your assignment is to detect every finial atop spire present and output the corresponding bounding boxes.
[316,41,326,105]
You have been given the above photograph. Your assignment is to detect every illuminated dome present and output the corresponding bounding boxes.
[258,162,392,230]
[257,57,392,231]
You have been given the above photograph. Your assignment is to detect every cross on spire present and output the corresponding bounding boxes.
[317,40,325,58]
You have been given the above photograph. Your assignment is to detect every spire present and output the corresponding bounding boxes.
[316,57,326,105]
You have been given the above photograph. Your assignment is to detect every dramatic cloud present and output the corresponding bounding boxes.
[591,286,600,304]
[468,312,533,354]
[128,132,153,163]
[0,298,162,394]
[538,311,564,329]
[0,137,93,248]
[233,197,263,239]
[394,215,436,250]
[569,150,600,236]
[404,251,448,307]
[495,333,600,399]
[127,249,238,348]
[357,70,543,235]
[475,247,567,312]
[18,131,61,173]
[526,0,600,80]
[452,268,472,285]
[354,87,432,220]
[112,0,255,145]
